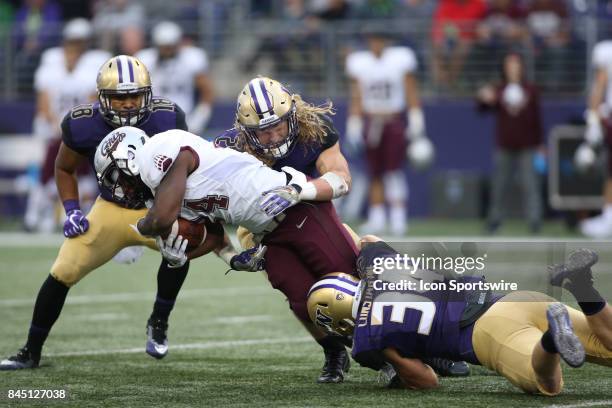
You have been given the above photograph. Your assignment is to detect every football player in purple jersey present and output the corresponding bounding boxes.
[1,55,194,370]
[308,241,612,395]
[215,77,358,383]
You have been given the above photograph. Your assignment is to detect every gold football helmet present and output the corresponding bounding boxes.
[236,77,298,158]
[97,55,153,127]
[307,272,361,337]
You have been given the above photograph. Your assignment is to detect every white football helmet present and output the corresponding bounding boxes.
[94,126,150,208]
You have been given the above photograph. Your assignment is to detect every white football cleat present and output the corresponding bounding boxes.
[580,214,612,238]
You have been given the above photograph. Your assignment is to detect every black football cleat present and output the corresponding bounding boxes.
[317,348,350,383]
[546,303,585,368]
[423,358,470,377]
[146,317,168,359]
[549,248,598,289]
[0,347,40,370]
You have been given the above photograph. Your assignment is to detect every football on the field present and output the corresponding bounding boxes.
[167,218,207,251]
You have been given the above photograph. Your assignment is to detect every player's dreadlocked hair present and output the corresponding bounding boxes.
[233,94,335,165]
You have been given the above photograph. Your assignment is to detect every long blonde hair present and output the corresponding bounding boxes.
[233,93,335,165]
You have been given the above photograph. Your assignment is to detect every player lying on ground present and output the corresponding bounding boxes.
[308,240,612,395]
[93,126,362,383]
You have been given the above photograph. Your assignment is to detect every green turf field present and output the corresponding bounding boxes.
[0,225,611,407]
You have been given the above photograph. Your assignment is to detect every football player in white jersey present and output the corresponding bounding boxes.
[345,31,433,236]
[23,18,111,232]
[575,40,612,238]
[136,21,214,135]
[97,126,360,384]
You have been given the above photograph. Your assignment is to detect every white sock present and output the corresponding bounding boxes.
[389,205,407,235]
[367,204,386,226]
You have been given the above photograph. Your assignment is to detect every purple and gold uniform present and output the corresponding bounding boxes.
[50,98,186,286]
[352,244,612,395]
[214,116,359,322]
[214,114,339,178]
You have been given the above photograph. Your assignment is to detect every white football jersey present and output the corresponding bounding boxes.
[136,46,208,114]
[138,129,287,234]
[593,40,612,108]
[346,46,417,114]
[34,48,110,120]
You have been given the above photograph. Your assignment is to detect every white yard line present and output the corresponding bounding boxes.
[0,286,270,307]
[544,401,612,408]
[46,336,311,357]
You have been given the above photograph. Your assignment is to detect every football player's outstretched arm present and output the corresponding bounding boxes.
[382,347,439,390]
[137,150,196,237]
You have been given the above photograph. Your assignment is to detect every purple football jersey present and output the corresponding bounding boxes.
[61,98,187,205]
[213,114,339,178]
[352,268,481,366]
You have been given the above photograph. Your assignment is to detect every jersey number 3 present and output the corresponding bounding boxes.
[371,294,436,335]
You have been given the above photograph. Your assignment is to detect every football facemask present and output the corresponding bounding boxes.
[97,55,153,127]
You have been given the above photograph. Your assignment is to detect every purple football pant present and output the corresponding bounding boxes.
[262,201,359,321]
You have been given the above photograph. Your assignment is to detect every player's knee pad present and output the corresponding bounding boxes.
[383,170,408,203]
[50,262,83,287]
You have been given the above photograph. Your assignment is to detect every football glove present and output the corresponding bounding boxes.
[63,209,89,238]
[230,244,267,272]
[156,233,188,268]
[259,185,301,217]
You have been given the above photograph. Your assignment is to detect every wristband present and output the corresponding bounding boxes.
[321,172,349,198]
[63,199,80,214]
[218,245,237,266]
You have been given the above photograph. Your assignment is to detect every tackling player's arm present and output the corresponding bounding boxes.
[589,67,607,115]
[310,142,351,199]
[382,347,439,390]
[137,150,197,237]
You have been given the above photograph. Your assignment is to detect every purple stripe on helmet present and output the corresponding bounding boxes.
[307,284,356,298]
[259,79,274,115]
[248,82,263,118]
[318,275,359,286]
[127,58,134,82]
[116,57,124,83]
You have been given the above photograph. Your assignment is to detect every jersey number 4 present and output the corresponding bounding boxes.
[184,195,230,213]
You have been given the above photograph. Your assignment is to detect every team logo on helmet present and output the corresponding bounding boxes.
[101,131,126,157]
[153,154,173,172]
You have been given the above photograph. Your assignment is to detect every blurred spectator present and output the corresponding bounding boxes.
[466,0,528,87]
[242,0,321,89]
[136,21,215,135]
[431,0,487,90]
[24,18,109,232]
[92,0,144,54]
[477,53,543,234]
[345,31,430,236]
[12,0,63,95]
[56,0,93,20]
[526,0,571,91]
[312,0,351,21]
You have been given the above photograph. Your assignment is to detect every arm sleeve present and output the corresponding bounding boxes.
[60,114,84,154]
[320,115,340,150]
